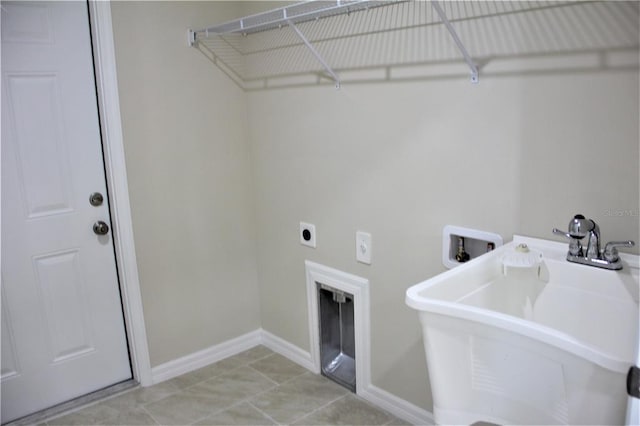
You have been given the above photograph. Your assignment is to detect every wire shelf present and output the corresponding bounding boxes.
[190,0,639,90]
[194,0,400,35]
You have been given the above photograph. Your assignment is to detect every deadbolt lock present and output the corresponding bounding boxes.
[89,192,104,206]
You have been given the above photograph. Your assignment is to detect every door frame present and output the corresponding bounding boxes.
[87,0,152,386]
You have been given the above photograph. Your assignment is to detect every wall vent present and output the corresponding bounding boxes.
[305,261,370,394]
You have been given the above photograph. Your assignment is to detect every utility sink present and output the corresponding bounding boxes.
[406,235,639,425]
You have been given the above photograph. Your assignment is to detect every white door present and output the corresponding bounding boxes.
[1,1,132,422]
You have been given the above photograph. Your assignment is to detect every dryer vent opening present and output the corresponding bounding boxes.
[317,283,356,392]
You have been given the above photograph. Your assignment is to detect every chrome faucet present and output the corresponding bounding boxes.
[553,214,635,270]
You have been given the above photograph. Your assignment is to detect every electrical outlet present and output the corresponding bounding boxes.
[300,222,316,248]
[356,231,372,264]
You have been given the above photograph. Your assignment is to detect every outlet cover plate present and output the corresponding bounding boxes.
[300,222,316,248]
[356,231,372,264]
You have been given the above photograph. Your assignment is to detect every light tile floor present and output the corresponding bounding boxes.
[39,346,409,425]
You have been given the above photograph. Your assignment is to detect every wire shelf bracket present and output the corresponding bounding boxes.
[430,0,479,84]
[286,19,341,89]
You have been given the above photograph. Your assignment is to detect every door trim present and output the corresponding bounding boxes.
[88,0,152,386]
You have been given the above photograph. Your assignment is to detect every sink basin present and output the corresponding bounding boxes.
[406,235,639,425]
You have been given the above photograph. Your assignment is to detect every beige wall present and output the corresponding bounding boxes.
[110,2,261,366]
[248,71,639,409]
[110,0,639,415]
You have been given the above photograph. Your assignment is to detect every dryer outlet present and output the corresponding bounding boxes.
[300,222,317,248]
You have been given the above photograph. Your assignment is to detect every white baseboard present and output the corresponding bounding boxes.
[359,385,435,425]
[148,328,434,425]
[259,329,318,373]
[150,329,262,384]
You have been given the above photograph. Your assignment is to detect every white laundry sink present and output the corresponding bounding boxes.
[406,235,639,425]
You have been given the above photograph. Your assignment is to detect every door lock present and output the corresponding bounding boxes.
[89,192,104,206]
[93,221,109,235]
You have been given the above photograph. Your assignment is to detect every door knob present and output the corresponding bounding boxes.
[93,221,109,235]
[89,192,104,206]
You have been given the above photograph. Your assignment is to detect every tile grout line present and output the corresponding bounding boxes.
[176,347,278,393]
[180,366,319,425]
[246,400,281,425]
[183,379,281,425]
[177,351,293,425]
[212,365,297,424]
[286,392,351,425]
[246,363,304,387]
[139,404,161,426]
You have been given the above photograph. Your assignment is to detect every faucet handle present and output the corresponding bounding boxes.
[553,228,572,239]
[552,228,582,256]
[603,240,635,262]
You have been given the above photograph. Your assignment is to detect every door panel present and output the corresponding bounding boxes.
[34,250,95,363]
[1,2,132,422]
[6,73,74,218]
[1,289,20,381]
